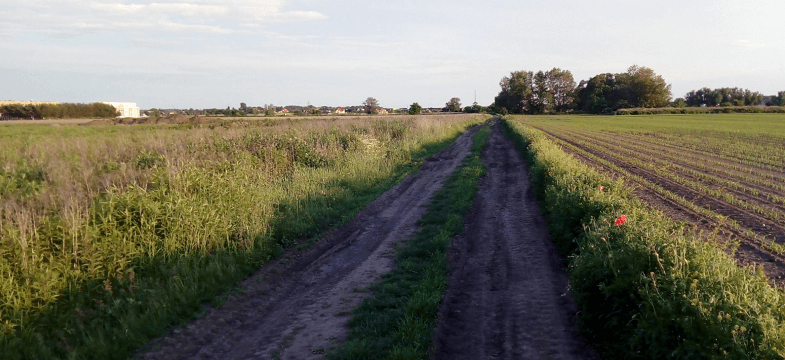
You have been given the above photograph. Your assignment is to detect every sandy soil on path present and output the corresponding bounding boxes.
[432,122,599,360]
[137,125,482,360]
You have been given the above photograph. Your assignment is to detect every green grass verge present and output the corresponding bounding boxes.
[0,118,486,360]
[501,117,785,359]
[327,125,491,360]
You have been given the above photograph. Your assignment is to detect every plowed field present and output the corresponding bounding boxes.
[518,114,785,284]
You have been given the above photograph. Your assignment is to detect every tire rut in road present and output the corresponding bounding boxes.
[432,122,599,360]
[137,125,483,360]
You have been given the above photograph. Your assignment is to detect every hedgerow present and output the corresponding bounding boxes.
[614,106,785,115]
[502,117,785,359]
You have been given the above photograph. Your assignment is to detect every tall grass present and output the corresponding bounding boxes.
[0,114,486,359]
[502,117,785,359]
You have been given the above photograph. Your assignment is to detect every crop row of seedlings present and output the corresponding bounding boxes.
[528,126,785,256]
[0,115,487,359]
[549,126,785,221]
[643,131,785,172]
[565,126,785,195]
[502,117,785,359]
[615,130,785,181]
[528,124,785,237]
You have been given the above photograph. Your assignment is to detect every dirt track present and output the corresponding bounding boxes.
[138,125,482,359]
[431,122,599,359]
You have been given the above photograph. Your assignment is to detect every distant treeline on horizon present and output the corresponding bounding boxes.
[492,65,785,115]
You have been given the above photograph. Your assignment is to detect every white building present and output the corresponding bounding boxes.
[103,102,141,118]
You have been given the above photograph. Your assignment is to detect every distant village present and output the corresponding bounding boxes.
[0,101,455,120]
[151,104,449,118]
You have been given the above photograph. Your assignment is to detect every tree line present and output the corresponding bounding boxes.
[677,88,785,107]
[493,65,785,114]
[0,103,119,120]
[494,65,672,114]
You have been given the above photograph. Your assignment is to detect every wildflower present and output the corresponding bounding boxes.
[614,215,627,225]
[598,185,604,191]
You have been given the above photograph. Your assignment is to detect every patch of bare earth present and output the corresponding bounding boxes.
[136,125,481,360]
[432,122,600,360]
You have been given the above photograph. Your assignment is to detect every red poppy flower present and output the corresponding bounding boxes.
[615,215,627,225]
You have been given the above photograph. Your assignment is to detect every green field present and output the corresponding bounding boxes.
[503,115,785,359]
[517,113,785,252]
[0,114,486,359]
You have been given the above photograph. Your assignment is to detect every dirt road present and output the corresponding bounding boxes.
[432,122,599,359]
[138,125,482,360]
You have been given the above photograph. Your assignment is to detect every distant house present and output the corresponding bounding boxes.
[103,102,141,118]
[277,108,290,115]
[334,107,346,114]
[376,108,388,115]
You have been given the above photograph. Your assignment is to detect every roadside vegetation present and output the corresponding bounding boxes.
[502,116,785,359]
[329,124,490,359]
[0,114,486,359]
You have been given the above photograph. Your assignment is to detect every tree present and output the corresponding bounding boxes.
[363,97,379,114]
[240,102,247,111]
[495,71,534,114]
[149,108,161,117]
[546,68,577,112]
[444,97,462,112]
[776,91,785,106]
[409,102,422,115]
[617,65,672,108]
[673,98,687,107]
[685,87,765,107]
[264,104,276,116]
[494,68,577,114]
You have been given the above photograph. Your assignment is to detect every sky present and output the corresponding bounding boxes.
[1,0,784,109]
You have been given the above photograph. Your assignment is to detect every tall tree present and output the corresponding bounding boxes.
[617,65,672,108]
[494,68,577,114]
[444,97,462,112]
[408,102,422,115]
[575,73,622,114]
[546,68,577,112]
[363,97,379,114]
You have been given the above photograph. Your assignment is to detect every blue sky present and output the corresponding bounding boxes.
[1,0,783,109]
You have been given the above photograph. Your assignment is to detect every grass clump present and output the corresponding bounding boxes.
[502,117,785,359]
[0,114,487,359]
[328,124,490,360]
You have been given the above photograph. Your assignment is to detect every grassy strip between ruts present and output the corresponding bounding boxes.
[328,124,491,360]
[501,117,785,359]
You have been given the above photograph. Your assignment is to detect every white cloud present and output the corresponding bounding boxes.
[0,0,326,36]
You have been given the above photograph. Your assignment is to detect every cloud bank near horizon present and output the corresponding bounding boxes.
[1,0,784,109]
